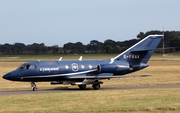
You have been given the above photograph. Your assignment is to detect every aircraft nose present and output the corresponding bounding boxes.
[3,71,20,81]
[3,72,12,80]
[3,70,21,81]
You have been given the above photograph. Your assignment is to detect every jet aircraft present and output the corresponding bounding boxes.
[3,35,164,91]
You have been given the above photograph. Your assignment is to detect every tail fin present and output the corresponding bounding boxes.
[114,35,163,63]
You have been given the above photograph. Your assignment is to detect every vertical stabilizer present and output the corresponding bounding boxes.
[114,35,163,63]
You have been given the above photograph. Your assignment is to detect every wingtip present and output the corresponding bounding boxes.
[140,75,152,77]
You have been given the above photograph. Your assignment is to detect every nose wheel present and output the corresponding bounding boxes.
[31,82,38,91]
[78,84,86,90]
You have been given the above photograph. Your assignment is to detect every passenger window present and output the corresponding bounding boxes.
[89,64,92,69]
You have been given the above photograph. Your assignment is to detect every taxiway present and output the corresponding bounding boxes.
[0,84,180,96]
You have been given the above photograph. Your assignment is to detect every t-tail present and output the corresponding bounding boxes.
[113,35,163,64]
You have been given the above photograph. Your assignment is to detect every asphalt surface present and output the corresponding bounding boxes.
[0,84,180,96]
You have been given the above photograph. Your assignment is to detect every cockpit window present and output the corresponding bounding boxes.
[18,65,26,70]
[24,65,30,69]
[29,65,36,69]
[18,64,36,70]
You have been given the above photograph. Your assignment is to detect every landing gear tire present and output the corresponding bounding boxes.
[33,87,37,91]
[31,82,38,91]
[78,84,86,90]
[92,84,100,90]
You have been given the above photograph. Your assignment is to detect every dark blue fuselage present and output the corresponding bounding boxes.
[3,59,148,82]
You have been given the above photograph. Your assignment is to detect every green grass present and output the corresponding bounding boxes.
[0,54,117,61]
[151,53,180,60]
[0,88,180,112]
[1,53,180,62]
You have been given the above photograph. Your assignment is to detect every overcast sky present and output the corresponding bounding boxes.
[0,0,180,47]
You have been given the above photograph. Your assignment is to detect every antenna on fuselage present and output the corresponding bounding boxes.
[59,57,62,61]
[109,58,114,64]
[79,56,82,61]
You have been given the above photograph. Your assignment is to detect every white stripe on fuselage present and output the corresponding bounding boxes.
[23,69,97,78]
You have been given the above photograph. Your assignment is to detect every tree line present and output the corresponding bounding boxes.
[0,30,180,55]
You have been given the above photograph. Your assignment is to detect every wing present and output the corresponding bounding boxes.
[67,73,151,79]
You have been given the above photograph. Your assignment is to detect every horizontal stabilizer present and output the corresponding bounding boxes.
[154,47,175,50]
[131,47,175,52]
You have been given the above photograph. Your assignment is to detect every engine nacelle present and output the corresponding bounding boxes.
[97,62,129,73]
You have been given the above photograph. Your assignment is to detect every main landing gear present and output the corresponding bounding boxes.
[78,84,101,90]
[92,84,100,90]
[31,82,37,91]
[76,80,102,90]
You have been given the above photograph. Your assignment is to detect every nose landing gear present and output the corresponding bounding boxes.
[78,84,86,90]
[31,82,37,91]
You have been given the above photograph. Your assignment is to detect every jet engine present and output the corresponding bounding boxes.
[97,62,129,73]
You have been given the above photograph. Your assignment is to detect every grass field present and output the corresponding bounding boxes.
[0,54,116,61]
[0,88,180,113]
[0,54,180,112]
[1,53,180,61]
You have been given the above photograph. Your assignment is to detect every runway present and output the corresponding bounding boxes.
[0,84,180,96]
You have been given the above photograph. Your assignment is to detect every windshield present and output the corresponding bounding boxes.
[18,64,36,70]
[18,65,26,70]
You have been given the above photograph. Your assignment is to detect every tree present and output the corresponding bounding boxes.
[31,43,42,54]
[104,39,116,47]
[14,43,27,54]
[113,45,121,53]
[63,42,85,54]
[137,32,145,39]
[52,45,59,53]
[87,40,104,53]
[170,38,180,51]
[104,45,113,53]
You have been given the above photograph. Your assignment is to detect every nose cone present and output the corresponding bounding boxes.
[3,70,19,81]
[3,72,12,80]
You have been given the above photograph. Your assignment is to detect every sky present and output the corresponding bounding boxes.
[0,0,180,47]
